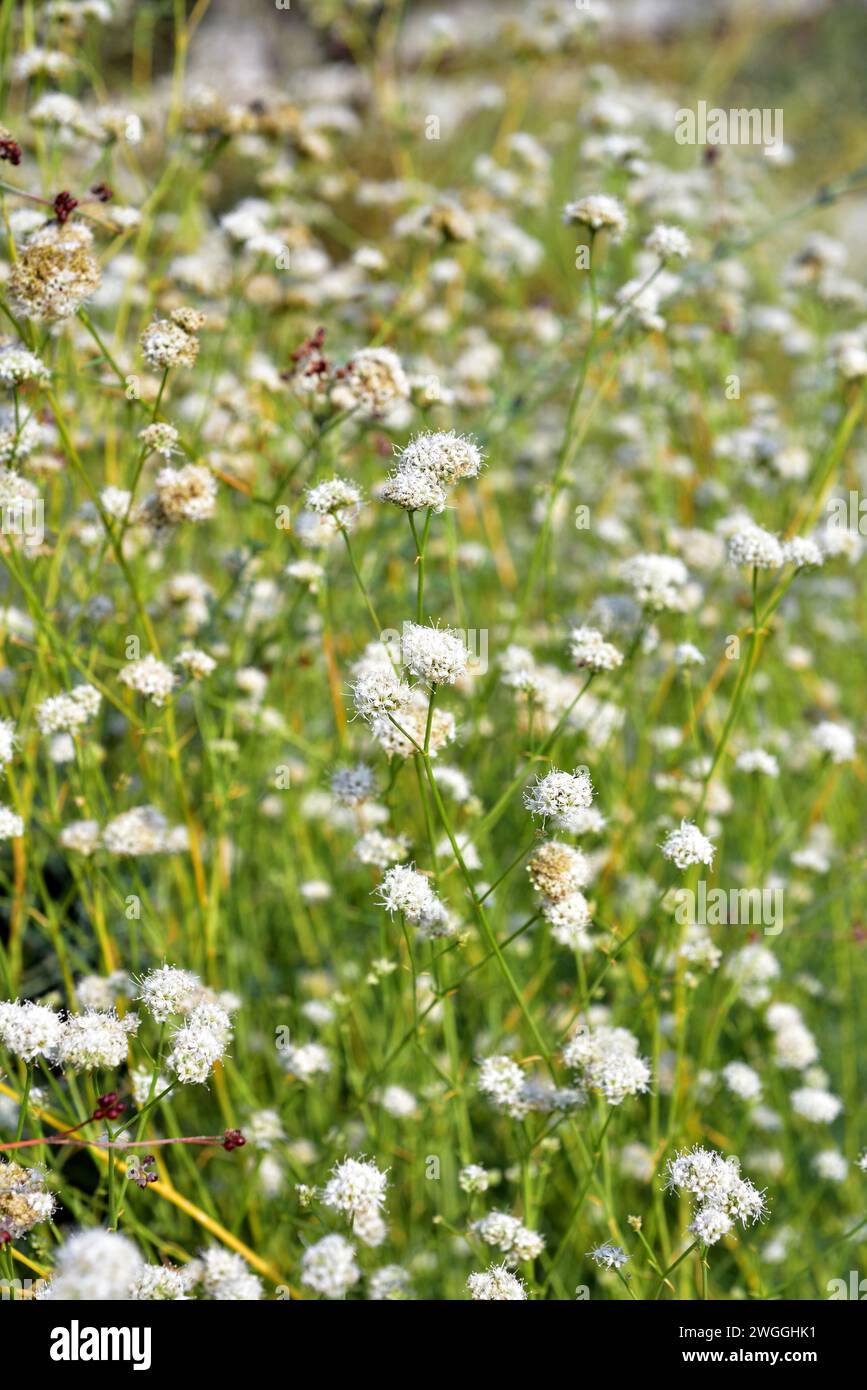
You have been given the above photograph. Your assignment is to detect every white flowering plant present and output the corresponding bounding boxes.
[0,0,864,1308]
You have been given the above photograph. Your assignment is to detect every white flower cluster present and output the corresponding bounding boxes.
[59,807,187,858]
[323,1156,389,1228]
[678,923,722,976]
[811,720,855,764]
[790,1086,843,1124]
[119,654,177,706]
[154,464,217,524]
[459,1164,491,1195]
[0,999,140,1069]
[620,554,690,611]
[137,964,205,1022]
[524,766,594,831]
[305,475,362,526]
[727,523,784,569]
[281,1038,331,1083]
[735,748,780,777]
[562,1025,652,1105]
[645,223,691,260]
[527,841,593,950]
[722,1060,762,1102]
[8,222,101,322]
[101,805,188,857]
[724,944,780,1006]
[0,998,65,1061]
[43,1229,144,1301]
[353,828,410,868]
[331,762,378,805]
[783,536,823,568]
[368,1264,412,1300]
[166,1001,233,1084]
[466,1263,527,1300]
[813,1150,848,1183]
[370,687,457,758]
[138,422,179,457]
[766,1002,818,1070]
[660,819,716,870]
[0,803,24,839]
[375,863,451,938]
[666,1146,766,1246]
[477,1054,528,1118]
[350,642,459,757]
[177,1247,262,1300]
[56,1009,139,1070]
[175,647,217,680]
[470,1211,545,1265]
[400,621,469,686]
[588,1242,629,1270]
[140,307,204,370]
[568,625,624,673]
[382,430,483,514]
[40,1229,263,1300]
[1,1159,56,1239]
[0,345,50,386]
[300,1233,361,1299]
[337,346,409,417]
[477,1055,584,1121]
[674,642,705,668]
[562,193,627,238]
[36,683,101,735]
[351,659,412,721]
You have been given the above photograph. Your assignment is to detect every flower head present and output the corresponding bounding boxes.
[140,307,204,369]
[620,554,690,611]
[300,1234,360,1298]
[666,1146,766,1245]
[728,524,784,570]
[588,1242,629,1270]
[323,1157,388,1220]
[524,767,594,831]
[400,622,469,686]
[166,1002,232,1084]
[562,194,627,239]
[0,999,64,1061]
[562,1025,651,1105]
[661,819,715,871]
[8,224,101,320]
[138,965,203,1022]
[467,1263,527,1300]
[645,224,691,260]
[568,626,623,672]
[119,654,177,707]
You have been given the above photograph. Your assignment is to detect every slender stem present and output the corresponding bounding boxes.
[340,525,384,638]
[13,1065,32,1143]
[409,508,433,624]
[654,1239,700,1299]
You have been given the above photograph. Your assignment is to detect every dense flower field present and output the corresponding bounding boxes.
[0,0,866,1302]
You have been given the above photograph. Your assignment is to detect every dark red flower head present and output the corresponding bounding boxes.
[0,137,21,166]
[93,1092,125,1121]
[53,190,79,224]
